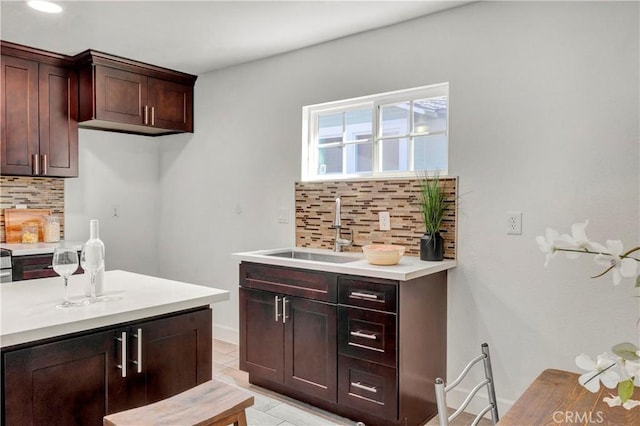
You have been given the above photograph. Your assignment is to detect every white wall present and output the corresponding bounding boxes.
[65,129,160,276]
[155,0,639,411]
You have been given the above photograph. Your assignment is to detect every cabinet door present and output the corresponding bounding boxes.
[239,288,284,384]
[127,308,212,408]
[3,329,127,426]
[147,77,193,132]
[38,64,78,177]
[94,65,146,126]
[1,55,39,176]
[284,297,337,402]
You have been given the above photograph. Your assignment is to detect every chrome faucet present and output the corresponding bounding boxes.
[333,197,352,252]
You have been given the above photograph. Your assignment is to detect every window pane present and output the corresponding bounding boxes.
[380,103,409,136]
[413,97,448,134]
[318,112,342,145]
[345,109,372,142]
[318,146,343,174]
[381,137,409,172]
[346,143,372,173]
[414,134,447,171]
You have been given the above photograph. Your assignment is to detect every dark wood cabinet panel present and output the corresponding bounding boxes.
[337,306,396,367]
[76,50,196,136]
[240,285,338,402]
[128,307,212,407]
[3,328,126,426]
[338,355,398,421]
[147,77,193,132]
[1,41,79,178]
[284,297,337,402]
[38,63,78,177]
[94,65,146,126]
[2,307,212,425]
[239,288,284,383]
[1,54,39,176]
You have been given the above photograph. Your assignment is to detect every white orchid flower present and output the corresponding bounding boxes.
[603,394,640,410]
[558,220,593,258]
[575,353,620,392]
[536,228,561,267]
[591,240,639,285]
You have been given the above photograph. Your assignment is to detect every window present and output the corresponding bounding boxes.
[302,83,448,181]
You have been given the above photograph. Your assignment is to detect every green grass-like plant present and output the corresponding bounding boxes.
[419,172,447,236]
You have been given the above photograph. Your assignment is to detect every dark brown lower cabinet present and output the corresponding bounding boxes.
[239,262,447,426]
[2,307,212,426]
[240,288,337,402]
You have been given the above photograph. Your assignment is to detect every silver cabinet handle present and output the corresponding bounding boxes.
[40,154,48,175]
[350,291,378,300]
[31,154,40,175]
[351,381,377,393]
[132,328,142,373]
[350,330,377,340]
[116,331,127,377]
[151,106,155,126]
[0,271,10,278]
[144,105,149,125]
[275,296,281,322]
[282,297,288,323]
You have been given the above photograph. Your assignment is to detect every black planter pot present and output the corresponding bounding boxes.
[420,232,444,261]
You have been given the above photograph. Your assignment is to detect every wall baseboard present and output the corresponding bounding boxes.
[214,324,239,345]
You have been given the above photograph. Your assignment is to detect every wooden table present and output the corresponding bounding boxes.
[500,369,640,425]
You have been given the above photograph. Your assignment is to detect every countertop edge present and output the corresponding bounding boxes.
[1,287,229,349]
[232,248,456,281]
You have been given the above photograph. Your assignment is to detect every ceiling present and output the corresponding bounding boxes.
[0,0,473,75]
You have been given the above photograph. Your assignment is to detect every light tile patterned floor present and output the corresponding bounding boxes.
[213,340,491,426]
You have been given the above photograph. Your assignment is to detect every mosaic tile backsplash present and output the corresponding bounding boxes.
[0,176,65,242]
[295,177,457,259]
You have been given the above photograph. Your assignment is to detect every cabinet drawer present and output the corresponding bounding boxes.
[240,262,337,302]
[338,355,397,421]
[12,253,83,281]
[338,277,397,312]
[338,306,396,367]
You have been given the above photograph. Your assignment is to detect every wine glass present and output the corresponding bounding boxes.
[53,247,80,308]
[80,240,104,303]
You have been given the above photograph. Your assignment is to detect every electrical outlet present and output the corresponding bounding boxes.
[507,211,522,235]
[379,211,391,231]
[277,208,289,224]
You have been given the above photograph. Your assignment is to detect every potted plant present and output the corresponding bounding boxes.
[418,172,447,261]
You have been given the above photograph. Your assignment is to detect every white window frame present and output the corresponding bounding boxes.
[302,83,449,181]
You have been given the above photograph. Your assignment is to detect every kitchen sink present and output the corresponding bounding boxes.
[265,250,357,263]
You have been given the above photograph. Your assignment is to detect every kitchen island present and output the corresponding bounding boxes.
[1,270,229,425]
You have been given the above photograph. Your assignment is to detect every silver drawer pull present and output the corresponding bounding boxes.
[132,328,143,373]
[116,331,127,378]
[351,381,377,393]
[350,330,377,340]
[275,296,281,322]
[350,291,379,300]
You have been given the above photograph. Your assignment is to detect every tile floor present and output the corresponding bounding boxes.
[213,340,491,426]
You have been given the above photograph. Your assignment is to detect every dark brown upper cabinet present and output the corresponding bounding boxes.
[1,41,79,177]
[75,50,196,136]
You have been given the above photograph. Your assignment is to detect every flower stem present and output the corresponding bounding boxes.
[583,363,617,385]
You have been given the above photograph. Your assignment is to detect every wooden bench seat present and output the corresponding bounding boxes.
[104,380,254,426]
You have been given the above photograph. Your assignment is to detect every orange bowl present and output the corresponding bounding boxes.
[362,244,405,265]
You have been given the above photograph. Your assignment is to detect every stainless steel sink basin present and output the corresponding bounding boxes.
[265,250,357,264]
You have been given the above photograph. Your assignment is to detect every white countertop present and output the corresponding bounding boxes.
[232,247,456,281]
[1,241,84,256]
[0,270,229,349]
